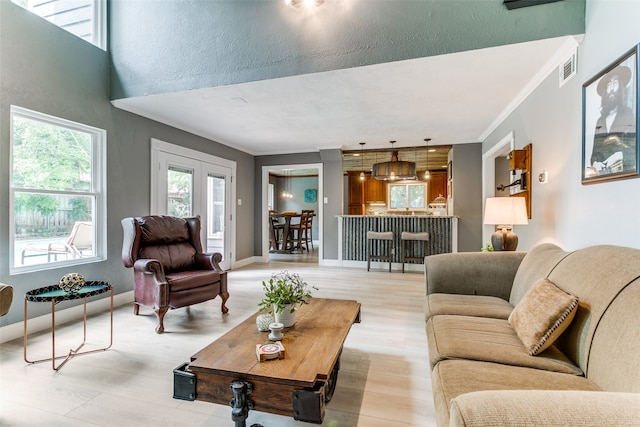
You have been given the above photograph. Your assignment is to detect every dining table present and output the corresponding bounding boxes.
[269,213,301,254]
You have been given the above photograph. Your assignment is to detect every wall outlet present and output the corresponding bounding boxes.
[538,171,548,184]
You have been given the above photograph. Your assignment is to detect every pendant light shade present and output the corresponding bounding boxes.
[372,141,417,181]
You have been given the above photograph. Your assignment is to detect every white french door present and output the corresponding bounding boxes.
[151,140,235,270]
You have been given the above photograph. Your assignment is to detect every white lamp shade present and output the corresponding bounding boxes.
[484,197,528,225]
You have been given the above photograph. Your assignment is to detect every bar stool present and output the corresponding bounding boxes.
[401,231,430,273]
[367,231,394,272]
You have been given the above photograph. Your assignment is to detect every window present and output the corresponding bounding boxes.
[10,106,106,273]
[389,183,426,210]
[12,0,106,50]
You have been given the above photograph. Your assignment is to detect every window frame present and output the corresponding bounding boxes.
[12,0,107,50]
[9,105,107,275]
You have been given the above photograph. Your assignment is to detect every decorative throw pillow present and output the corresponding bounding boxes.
[508,278,578,356]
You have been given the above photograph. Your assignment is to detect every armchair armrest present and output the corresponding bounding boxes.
[194,253,228,298]
[0,284,13,317]
[194,252,224,272]
[132,258,168,307]
[449,390,640,427]
[425,251,526,301]
[133,258,166,281]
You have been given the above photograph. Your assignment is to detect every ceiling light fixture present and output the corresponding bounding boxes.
[282,169,293,199]
[359,142,366,181]
[372,141,417,181]
[424,138,432,180]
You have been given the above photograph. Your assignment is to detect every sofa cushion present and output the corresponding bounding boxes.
[431,359,600,427]
[448,390,640,427]
[548,245,640,375]
[426,315,582,375]
[167,269,221,292]
[140,242,196,273]
[425,293,513,321]
[587,278,640,392]
[509,243,571,306]
[509,278,578,355]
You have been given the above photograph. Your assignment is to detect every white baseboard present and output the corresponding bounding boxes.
[339,260,424,273]
[0,290,134,344]
[319,258,341,267]
[232,256,263,269]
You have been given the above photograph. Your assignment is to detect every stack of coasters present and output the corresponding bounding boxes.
[256,342,286,362]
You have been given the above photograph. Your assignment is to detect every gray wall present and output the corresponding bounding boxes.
[483,0,640,251]
[319,149,343,260]
[254,149,343,260]
[0,2,254,326]
[109,0,585,99]
[451,144,483,252]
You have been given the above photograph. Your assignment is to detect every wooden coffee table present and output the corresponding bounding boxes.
[174,298,361,426]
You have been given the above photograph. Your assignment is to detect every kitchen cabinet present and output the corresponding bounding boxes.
[347,172,364,214]
[365,174,386,203]
[428,171,447,203]
[347,172,387,214]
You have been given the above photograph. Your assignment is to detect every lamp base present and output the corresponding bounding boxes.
[491,226,519,251]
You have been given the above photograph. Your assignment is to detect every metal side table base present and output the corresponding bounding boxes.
[24,282,113,371]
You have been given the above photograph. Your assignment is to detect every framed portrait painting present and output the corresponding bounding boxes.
[582,44,639,184]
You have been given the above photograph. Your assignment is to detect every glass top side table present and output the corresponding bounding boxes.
[24,281,113,371]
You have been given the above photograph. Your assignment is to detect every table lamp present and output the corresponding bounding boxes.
[483,197,528,251]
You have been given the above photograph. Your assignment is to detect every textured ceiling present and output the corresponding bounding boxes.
[112,36,579,157]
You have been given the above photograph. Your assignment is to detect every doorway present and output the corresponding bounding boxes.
[262,164,323,264]
[151,139,236,270]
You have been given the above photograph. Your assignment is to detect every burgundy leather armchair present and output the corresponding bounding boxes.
[121,215,229,333]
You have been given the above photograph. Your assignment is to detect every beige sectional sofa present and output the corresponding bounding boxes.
[424,243,640,426]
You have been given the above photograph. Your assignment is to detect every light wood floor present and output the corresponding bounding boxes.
[0,261,436,427]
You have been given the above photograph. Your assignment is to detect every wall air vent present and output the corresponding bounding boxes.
[559,51,577,88]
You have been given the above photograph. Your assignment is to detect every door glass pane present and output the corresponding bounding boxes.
[167,166,193,217]
[207,174,225,255]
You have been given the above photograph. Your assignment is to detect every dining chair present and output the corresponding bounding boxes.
[289,210,313,251]
[269,211,285,252]
[300,209,314,250]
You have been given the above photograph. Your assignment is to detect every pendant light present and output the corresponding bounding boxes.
[372,140,417,181]
[281,169,293,199]
[281,170,288,198]
[424,138,432,180]
[359,142,366,181]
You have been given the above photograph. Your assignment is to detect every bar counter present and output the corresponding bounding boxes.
[338,215,458,267]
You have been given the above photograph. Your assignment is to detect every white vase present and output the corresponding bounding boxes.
[274,304,296,327]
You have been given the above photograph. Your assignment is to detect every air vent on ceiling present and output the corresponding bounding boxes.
[559,52,577,88]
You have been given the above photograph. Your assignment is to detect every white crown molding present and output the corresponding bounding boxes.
[478,35,582,142]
